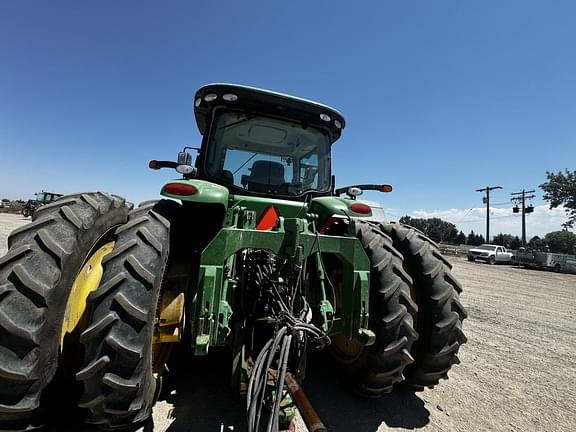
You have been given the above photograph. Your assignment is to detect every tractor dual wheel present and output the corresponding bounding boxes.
[78,199,182,430]
[0,193,131,431]
[376,222,468,390]
[330,221,418,397]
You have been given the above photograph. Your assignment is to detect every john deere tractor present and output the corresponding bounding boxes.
[0,84,467,431]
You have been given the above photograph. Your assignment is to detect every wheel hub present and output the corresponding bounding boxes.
[60,242,115,349]
[152,291,185,376]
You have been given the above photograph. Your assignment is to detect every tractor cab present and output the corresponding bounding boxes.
[192,84,345,200]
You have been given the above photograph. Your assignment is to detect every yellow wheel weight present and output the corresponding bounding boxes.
[332,334,363,359]
[60,241,115,349]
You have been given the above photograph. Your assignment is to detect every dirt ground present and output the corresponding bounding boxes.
[1,213,575,432]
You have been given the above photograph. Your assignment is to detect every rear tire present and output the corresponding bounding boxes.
[78,200,178,429]
[330,221,418,396]
[376,223,467,390]
[0,193,131,431]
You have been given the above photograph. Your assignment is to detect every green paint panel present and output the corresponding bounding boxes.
[229,194,307,220]
[161,179,229,207]
[193,214,372,355]
[310,196,374,227]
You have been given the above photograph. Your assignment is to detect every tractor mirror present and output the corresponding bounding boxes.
[177,151,192,166]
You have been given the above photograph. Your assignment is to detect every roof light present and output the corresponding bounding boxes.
[320,113,331,122]
[204,93,218,102]
[194,97,202,108]
[163,183,198,196]
[381,184,393,192]
[350,203,372,215]
[334,119,342,129]
[223,93,238,102]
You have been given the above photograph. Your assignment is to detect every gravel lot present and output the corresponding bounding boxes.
[1,213,575,432]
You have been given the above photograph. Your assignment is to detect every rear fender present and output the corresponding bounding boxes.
[161,179,229,210]
[310,196,375,229]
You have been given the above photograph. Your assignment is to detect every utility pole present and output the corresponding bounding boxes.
[476,186,502,243]
[511,189,536,246]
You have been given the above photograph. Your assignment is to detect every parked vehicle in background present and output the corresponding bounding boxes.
[467,244,514,264]
[21,190,63,217]
[516,248,575,273]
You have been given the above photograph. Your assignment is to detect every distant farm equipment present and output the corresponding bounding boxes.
[516,248,576,274]
[21,190,63,217]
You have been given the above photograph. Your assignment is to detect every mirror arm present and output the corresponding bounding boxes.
[335,184,393,196]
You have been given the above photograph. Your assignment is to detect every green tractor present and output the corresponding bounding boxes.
[0,84,467,431]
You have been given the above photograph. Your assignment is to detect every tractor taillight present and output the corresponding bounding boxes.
[350,203,372,215]
[256,206,280,231]
[163,183,198,196]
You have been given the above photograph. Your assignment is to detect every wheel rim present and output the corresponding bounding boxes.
[60,241,115,348]
[152,291,185,377]
[332,335,364,361]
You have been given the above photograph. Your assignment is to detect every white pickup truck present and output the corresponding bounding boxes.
[467,244,514,264]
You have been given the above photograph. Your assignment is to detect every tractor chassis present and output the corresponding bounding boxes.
[189,208,375,385]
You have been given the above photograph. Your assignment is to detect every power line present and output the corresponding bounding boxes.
[456,214,520,223]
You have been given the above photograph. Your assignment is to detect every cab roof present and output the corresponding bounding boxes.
[193,83,346,143]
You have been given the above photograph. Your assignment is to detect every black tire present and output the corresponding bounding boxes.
[330,221,418,397]
[489,255,496,265]
[78,200,178,429]
[0,193,131,431]
[376,223,467,390]
[21,207,31,218]
[467,256,475,262]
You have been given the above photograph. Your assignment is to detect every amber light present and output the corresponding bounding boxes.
[163,183,198,196]
[350,203,372,215]
[149,160,159,170]
[381,184,393,192]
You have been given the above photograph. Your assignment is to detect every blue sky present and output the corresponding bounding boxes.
[1,1,575,237]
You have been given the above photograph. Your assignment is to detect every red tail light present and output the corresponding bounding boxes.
[350,203,372,215]
[256,206,280,231]
[163,183,198,196]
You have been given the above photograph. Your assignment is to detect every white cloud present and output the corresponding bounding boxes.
[406,205,571,239]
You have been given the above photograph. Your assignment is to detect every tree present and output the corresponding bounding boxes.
[540,170,576,229]
[493,233,512,247]
[456,231,466,245]
[399,216,427,233]
[528,235,545,250]
[543,231,576,254]
[509,236,521,250]
[467,230,485,246]
[492,233,522,249]
[399,216,459,244]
